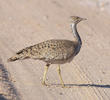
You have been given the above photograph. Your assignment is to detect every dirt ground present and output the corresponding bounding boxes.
[0,0,110,100]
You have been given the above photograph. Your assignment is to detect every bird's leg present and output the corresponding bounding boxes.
[57,65,65,88]
[42,64,50,86]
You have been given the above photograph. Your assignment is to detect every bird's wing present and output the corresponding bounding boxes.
[36,40,76,61]
[15,39,77,61]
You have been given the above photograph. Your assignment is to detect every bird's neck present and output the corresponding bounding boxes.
[71,23,82,45]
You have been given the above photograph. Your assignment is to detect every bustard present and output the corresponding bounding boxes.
[8,16,86,88]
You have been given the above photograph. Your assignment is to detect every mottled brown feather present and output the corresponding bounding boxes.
[8,39,78,64]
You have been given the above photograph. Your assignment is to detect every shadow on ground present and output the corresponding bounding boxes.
[0,94,7,100]
[65,84,110,88]
[0,58,20,100]
[52,83,110,88]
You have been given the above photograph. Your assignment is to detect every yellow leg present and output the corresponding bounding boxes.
[42,64,49,86]
[57,65,65,88]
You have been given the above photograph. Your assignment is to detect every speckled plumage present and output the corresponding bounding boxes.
[8,39,79,63]
[8,16,86,88]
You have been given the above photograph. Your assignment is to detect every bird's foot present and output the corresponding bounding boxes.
[61,84,65,88]
[42,81,50,87]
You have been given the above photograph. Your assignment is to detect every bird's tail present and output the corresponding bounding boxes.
[7,49,29,62]
[7,53,26,62]
[7,55,21,62]
[7,45,35,62]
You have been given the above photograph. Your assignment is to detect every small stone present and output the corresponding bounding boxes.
[59,92,63,95]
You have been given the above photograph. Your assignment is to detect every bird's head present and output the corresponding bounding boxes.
[70,16,87,24]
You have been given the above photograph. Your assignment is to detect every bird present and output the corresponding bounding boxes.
[8,16,87,88]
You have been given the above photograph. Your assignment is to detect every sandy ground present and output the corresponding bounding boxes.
[0,0,110,100]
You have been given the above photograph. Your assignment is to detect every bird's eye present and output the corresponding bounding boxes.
[77,17,79,19]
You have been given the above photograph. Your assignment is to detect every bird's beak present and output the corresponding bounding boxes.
[81,18,87,21]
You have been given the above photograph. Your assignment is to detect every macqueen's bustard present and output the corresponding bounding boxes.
[8,16,87,88]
